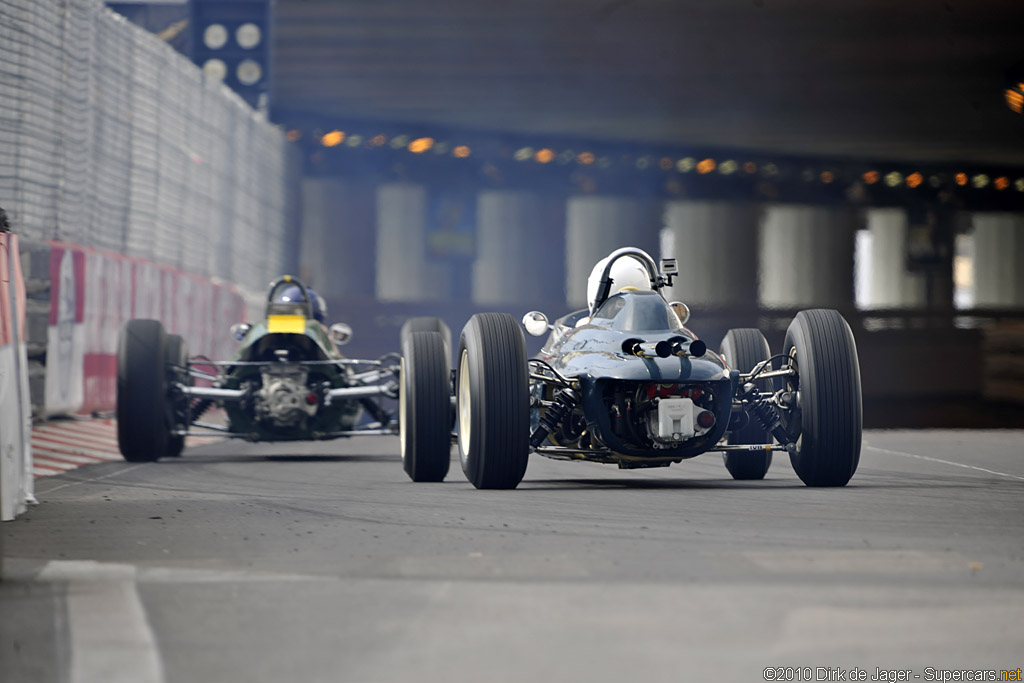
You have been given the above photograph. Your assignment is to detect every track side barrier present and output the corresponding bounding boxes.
[1,232,34,522]
[37,241,247,417]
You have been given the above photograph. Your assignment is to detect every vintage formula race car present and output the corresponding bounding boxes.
[400,247,863,490]
[115,276,412,461]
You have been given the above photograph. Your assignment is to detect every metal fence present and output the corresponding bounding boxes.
[0,0,295,291]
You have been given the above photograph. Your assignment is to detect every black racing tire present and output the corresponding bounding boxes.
[116,319,169,462]
[780,309,862,487]
[401,317,452,360]
[720,328,772,480]
[400,331,452,482]
[456,313,530,490]
[164,334,189,458]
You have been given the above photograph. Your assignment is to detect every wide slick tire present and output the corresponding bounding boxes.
[456,313,530,490]
[400,331,452,482]
[116,319,170,462]
[401,316,452,360]
[164,333,189,458]
[781,309,862,487]
[719,328,772,480]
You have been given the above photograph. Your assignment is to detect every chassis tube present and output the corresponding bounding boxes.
[326,384,393,401]
[180,385,246,400]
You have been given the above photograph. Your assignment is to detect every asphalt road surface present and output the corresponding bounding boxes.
[3,430,1023,683]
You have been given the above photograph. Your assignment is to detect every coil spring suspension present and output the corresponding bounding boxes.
[191,398,214,421]
[530,388,579,448]
[746,399,794,450]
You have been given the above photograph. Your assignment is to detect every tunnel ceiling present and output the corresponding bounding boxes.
[270,0,1024,166]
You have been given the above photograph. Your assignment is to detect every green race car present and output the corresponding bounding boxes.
[115,276,450,463]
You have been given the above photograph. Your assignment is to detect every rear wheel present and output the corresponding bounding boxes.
[117,319,169,462]
[164,334,189,458]
[400,331,452,482]
[780,309,862,487]
[401,317,451,361]
[456,313,530,489]
[719,328,772,480]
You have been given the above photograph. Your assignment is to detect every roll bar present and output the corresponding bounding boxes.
[591,247,676,313]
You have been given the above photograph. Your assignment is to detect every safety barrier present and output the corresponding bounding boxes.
[1,233,34,521]
[24,241,247,417]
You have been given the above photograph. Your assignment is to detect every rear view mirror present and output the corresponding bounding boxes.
[522,311,550,337]
[330,323,353,346]
[669,301,690,325]
[230,323,251,341]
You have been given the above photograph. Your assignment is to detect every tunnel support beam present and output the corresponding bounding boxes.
[565,196,661,309]
[376,183,445,302]
[862,208,927,309]
[759,204,860,310]
[661,200,760,308]
[473,190,562,305]
[972,212,1024,308]
[299,178,376,298]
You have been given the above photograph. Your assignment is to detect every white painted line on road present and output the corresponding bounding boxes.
[864,445,1024,481]
[34,464,149,495]
[38,561,165,683]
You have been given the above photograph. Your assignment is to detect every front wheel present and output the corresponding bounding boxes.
[117,319,170,462]
[400,330,452,482]
[456,313,530,489]
[780,309,862,487]
[719,328,772,480]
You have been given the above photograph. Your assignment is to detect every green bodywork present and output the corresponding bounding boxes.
[219,318,362,440]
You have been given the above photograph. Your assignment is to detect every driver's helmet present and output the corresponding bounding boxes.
[308,288,327,324]
[586,253,653,313]
[266,276,312,318]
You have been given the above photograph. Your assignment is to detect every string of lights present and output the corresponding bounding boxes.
[282,121,1024,209]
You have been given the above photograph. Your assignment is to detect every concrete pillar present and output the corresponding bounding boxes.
[861,208,927,309]
[565,196,661,309]
[661,200,760,308]
[473,190,562,305]
[376,183,444,302]
[759,204,860,309]
[300,178,376,298]
[972,212,1024,307]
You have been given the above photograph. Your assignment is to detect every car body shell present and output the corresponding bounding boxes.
[535,290,736,459]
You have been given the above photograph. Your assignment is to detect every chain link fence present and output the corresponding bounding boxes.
[0,0,295,292]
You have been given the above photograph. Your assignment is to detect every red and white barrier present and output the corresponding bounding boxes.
[1,233,34,521]
[43,241,246,417]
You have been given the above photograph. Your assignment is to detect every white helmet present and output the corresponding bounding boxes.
[586,253,653,313]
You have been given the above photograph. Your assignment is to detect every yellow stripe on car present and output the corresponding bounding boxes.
[267,314,307,334]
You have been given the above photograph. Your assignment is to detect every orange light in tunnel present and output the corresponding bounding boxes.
[1006,88,1024,114]
[321,130,345,147]
[659,157,673,171]
[285,129,302,142]
[955,173,968,186]
[743,161,757,174]
[906,172,923,188]
[535,148,555,163]
[820,171,835,184]
[453,145,471,158]
[408,137,434,154]
[862,171,879,185]
[696,158,716,174]
[994,176,1010,190]
[578,152,596,165]
[370,134,388,147]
